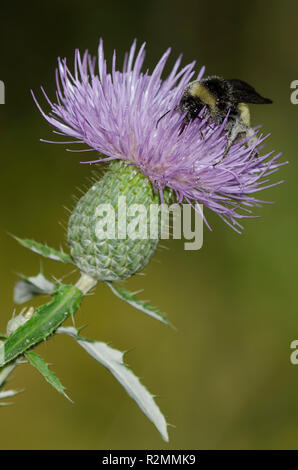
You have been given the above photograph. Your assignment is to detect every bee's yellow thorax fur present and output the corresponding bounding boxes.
[189,83,216,110]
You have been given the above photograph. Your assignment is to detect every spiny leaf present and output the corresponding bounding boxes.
[0,390,19,399]
[25,351,71,402]
[0,363,17,388]
[57,326,169,442]
[0,284,83,367]
[0,390,20,406]
[14,273,55,304]
[12,236,73,264]
[0,362,19,406]
[106,282,172,327]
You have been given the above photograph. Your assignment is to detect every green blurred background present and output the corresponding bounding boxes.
[1,0,297,450]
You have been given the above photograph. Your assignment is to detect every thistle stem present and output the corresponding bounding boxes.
[75,272,97,294]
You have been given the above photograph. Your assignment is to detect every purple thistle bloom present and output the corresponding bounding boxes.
[32,39,284,232]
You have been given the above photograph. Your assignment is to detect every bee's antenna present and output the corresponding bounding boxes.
[156,110,172,128]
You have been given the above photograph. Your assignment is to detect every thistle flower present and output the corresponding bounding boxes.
[32,39,283,281]
[33,40,283,225]
[0,39,285,443]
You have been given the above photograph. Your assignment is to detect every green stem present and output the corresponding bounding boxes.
[75,272,98,294]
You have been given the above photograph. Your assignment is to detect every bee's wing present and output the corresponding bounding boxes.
[227,79,273,104]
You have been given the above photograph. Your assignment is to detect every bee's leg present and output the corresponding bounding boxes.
[245,127,259,156]
[216,128,240,164]
[178,122,187,135]
[224,133,235,156]
[225,121,252,154]
[214,126,247,167]
[213,142,230,167]
[244,126,257,145]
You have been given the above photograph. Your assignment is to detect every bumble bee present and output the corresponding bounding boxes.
[178,76,272,152]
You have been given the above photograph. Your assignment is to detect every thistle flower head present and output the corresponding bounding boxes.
[33,39,284,231]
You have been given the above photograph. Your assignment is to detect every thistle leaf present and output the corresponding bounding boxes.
[14,273,55,304]
[0,284,83,367]
[57,326,169,442]
[0,363,17,388]
[106,282,171,326]
[25,351,71,402]
[0,388,17,406]
[0,333,7,339]
[0,362,20,406]
[12,236,73,264]
[0,390,19,399]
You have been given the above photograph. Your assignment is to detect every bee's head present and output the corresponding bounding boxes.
[178,77,226,123]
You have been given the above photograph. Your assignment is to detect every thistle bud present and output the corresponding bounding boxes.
[68,160,171,281]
